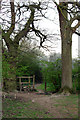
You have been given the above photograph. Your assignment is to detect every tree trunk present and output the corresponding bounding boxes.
[61,29,72,90]
[0,27,2,87]
[3,41,19,91]
[58,2,73,93]
[8,44,19,91]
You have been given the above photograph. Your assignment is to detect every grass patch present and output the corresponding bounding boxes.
[2,97,54,118]
[36,83,44,91]
[36,83,55,92]
[53,94,78,107]
[52,94,78,118]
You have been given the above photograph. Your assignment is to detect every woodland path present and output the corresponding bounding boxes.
[2,84,78,118]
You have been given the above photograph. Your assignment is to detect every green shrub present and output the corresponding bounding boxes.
[72,59,79,92]
[2,53,16,91]
[41,58,61,92]
[46,83,56,92]
[16,65,30,77]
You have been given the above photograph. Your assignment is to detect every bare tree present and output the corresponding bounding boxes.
[1,0,50,90]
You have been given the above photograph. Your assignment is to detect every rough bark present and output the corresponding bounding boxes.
[58,3,73,93]
[61,29,72,89]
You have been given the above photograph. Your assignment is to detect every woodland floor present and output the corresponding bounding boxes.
[2,84,78,118]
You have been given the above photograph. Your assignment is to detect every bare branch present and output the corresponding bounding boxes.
[31,21,47,47]
[72,21,80,33]
[70,15,80,25]
[75,31,80,36]
[14,8,35,43]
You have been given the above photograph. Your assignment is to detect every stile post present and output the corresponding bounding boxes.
[29,77,30,89]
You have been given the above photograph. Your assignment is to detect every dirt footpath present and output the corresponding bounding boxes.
[2,90,78,118]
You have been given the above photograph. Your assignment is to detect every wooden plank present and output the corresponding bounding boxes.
[18,76,33,78]
[20,82,29,84]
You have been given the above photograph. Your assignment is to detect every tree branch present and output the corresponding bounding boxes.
[15,8,35,43]
[7,1,15,36]
[2,30,13,50]
[75,31,80,36]
[70,15,80,25]
[31,21,47,47]
[72,21,80,33]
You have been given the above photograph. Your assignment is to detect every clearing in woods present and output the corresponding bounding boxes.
[2,84,78,118]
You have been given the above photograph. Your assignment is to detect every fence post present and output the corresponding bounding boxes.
[19,78,22,92]
[45,81,47,93]
[33,75,35,89]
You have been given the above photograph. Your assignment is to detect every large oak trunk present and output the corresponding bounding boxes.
[58,2,73,93]
[8,45,18,91]
[3,42,18,91]
[61,30,72,89]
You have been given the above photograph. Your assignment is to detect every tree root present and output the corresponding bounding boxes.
[60,90,71,96]
[59,86,73,96]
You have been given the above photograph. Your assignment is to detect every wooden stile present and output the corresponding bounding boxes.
[17,75,35,91]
